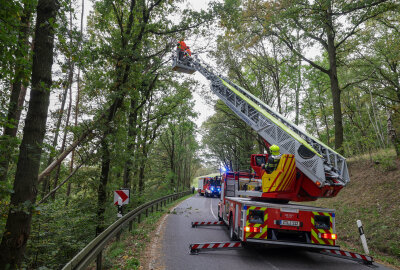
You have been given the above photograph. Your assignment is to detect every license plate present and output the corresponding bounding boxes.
[279,220,300,226]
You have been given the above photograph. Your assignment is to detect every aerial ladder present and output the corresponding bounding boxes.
[172,48,350,202]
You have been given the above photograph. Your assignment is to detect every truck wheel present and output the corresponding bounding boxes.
[229,216,237,241]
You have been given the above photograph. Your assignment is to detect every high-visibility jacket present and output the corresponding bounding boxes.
[264,154,281,173]
[185,48,192,56]
[177,41,187,51]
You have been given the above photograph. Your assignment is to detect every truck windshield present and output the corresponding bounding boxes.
[209,179,221,186]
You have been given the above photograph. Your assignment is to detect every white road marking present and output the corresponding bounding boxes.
[264,260,280,270]
[210,198,218,220]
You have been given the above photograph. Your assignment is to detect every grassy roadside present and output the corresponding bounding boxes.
[304,156,400,269]
[98,194,194,270]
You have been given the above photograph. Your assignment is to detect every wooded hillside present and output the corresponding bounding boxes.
[0,0,399,268]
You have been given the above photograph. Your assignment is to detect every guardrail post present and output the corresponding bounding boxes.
[146,208,148,217]
[129,220,133,232]
[138,213,141,223]
[116,229,121,242]
[151,205,153,213]
[96,252,102,270]
[156,202,159,212]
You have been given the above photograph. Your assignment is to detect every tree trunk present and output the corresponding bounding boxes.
[387,111,400,157]
[52,6,75,199]
[271,41,282,114]
[138,162,145,193]
[123,98,138,188]
[41,83,69,197]
[66,0,84,205]
[0,0,58,267]
[169,128,175,185]
[326,6,344,154]
[96,135,110,236]
[316,89,330,144]
[295,30,301,125]
[0,5,32,182]
[52,79,73,200]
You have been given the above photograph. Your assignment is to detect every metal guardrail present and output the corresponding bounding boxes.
[62,191,190,270]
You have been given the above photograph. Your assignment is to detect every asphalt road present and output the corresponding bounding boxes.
[161,194,393,270]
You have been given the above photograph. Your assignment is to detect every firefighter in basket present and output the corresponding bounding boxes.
[262,145,281,174]
[177,39,187,61]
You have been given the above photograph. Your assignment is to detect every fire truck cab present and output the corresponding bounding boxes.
[205,176,222,198]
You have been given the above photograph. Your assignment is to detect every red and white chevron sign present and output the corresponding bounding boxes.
[191,221,224,227]
[190,242,242,253]
[114,189,130,205]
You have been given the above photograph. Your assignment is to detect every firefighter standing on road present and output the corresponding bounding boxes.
[262,145,282,174]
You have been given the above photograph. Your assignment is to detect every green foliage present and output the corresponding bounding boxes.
[108,241,126,258]
[126,257,140,269]
[24,196,97,269]
[373,154,397,172]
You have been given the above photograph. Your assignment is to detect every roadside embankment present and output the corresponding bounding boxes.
[306,159,400,269]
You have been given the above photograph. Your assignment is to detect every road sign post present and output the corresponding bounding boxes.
[117,197,123,218]
[114,189,130,218]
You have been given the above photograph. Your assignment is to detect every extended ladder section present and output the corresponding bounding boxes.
[172,50,349,191]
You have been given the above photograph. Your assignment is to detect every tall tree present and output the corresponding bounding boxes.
[218,0,398,153]
[0,0,59,267]
[0,0,34,182]
[356,11,400,156]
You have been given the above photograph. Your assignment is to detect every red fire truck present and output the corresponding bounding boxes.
[217,157,338,249]
[197,177,205,196]
[204,176,221,198]
[198,177,211,196]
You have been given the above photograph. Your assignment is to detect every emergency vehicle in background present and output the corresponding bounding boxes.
[197,177,205,195]
[198,176,221,197]
[204,176,221,197]
[172,46,372,264]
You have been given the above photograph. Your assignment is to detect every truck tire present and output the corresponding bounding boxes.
[229,216,237,241]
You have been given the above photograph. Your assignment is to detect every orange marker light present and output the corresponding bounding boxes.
[245,226,261,233]
[320,233,337,240]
